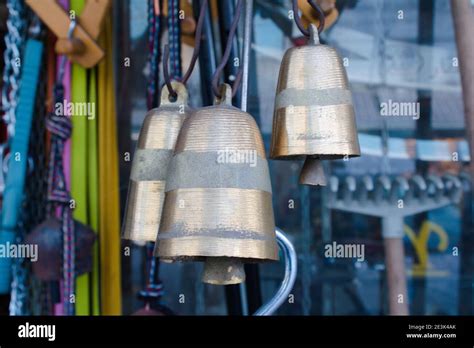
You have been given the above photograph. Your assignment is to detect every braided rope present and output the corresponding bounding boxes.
[46,84,75,316]
[139,242,164,299]
[167,0,182,79]
[1,0,27,137]
[147,0,162,109]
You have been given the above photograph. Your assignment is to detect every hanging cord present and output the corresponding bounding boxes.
[292,0,325,36]
[139,242,164,304]
[167,0,182,78]
[147,0,162,109]
[163,0,209,100]
[211,0,244,99]
[45,21,77,316]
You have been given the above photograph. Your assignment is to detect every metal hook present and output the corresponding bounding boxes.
[57,19,76,84]
[254,228,297,316]
[211,0,244,99]
[163,0,209,100]
[292,0,325,37]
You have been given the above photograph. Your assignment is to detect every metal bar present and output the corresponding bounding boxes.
[240,0,253,112]
[193,0,217,106]
[412,0,436,315]
[254,228,297,316]
[216,0,242,105]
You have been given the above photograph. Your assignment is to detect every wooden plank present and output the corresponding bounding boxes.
[80,0,111,40]
[25,0,104,68]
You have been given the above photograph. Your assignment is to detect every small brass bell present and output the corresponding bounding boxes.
[122,81,191,242]
[270,24,360,185]
[155,84,278,285]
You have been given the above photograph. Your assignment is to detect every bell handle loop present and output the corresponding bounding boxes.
[292,0,325,38]
[214,83,233,106]
[160,80,189,106]
[163,0,209,99]
[211,0,244,99]
[253,228,298,316]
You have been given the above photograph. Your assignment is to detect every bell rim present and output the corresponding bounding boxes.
[269,153,361,160]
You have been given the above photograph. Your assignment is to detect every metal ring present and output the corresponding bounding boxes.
[67,19,77,39]
[57,19,77,83]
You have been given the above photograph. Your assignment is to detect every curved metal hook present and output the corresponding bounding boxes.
[57,19,77,84]
[254,227,297,316]
[292,0,325,37]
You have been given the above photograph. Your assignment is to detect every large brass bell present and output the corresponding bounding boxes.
[155,84,278,285]
[122,81,191,242]
[270,24,360,185]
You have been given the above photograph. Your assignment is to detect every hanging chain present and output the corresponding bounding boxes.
[373,0,391,175]
[1,0,27,138]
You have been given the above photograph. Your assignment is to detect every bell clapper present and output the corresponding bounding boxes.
[202,257,246,285]
[299,157,327,186]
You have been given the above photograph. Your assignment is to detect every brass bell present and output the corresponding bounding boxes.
[270,24,360,185]
[122,81,191,242]
[155,84,278,285]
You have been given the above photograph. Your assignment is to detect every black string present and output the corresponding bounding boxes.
[163,0,209,100]
[211,0,244,99]
[292,0,325,36]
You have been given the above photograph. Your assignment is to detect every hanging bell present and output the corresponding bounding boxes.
[155,84,278,285]
[122,81,191,242]
[270,24,360,185]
